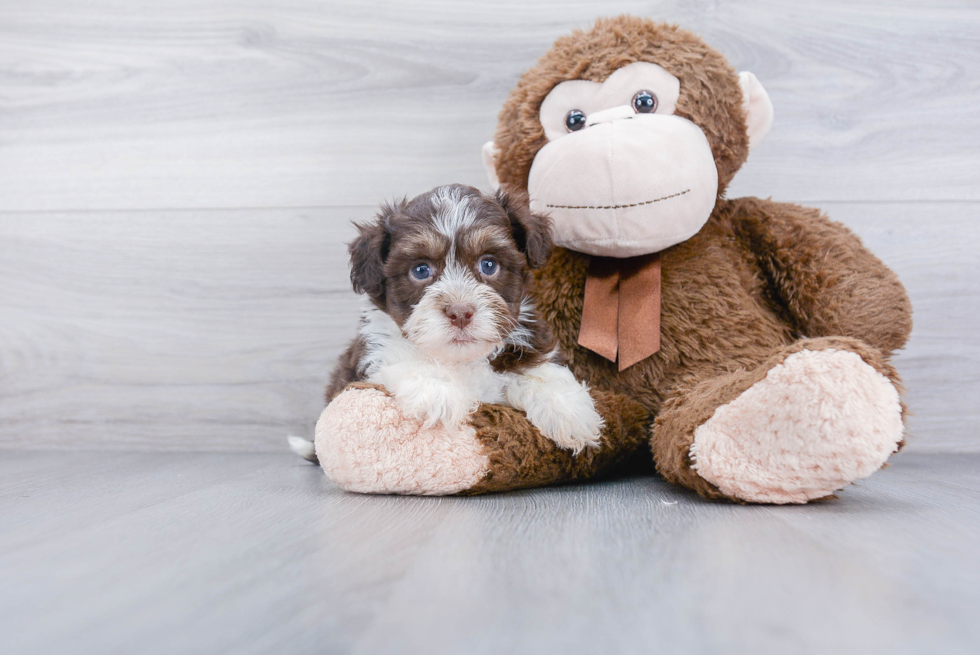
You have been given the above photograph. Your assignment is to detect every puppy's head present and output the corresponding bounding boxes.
[350,184,552,363]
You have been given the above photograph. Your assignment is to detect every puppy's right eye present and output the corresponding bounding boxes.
[411,263,432,280]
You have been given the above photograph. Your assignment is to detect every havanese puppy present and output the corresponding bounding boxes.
[290,184,603,463]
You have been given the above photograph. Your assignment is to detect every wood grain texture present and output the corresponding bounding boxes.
[1,451,979,655]
[0,0,978,211]
[0,209,360,450]
[0,0,977,452]
[1,203,976,451]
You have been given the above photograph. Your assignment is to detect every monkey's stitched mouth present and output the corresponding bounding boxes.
[546,189,691,210]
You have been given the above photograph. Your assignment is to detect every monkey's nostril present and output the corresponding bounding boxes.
[445,303,476,329]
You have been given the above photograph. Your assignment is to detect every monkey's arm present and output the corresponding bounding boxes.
[730,197,912,355]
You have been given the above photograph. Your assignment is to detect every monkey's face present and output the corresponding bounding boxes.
[483,19,774,259]
[528,62,718,257]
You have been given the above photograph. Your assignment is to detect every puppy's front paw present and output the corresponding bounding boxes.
[507,364,604,454]
[527,391,604,454]
[394,377,474,429]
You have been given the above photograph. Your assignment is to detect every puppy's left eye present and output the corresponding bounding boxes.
[479,257,498,277]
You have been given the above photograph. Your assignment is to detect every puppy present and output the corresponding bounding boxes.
[290,184,603,463]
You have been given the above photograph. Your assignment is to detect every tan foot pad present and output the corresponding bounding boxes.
[315,387,490,495]
[690,349,904,504]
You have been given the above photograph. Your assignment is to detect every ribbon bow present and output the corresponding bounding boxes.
[577,253,662,371]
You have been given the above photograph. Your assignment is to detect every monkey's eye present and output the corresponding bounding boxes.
[565,109,587,132]
[411,263,433,280]
[479,257,499,277]
[632,90,658,114]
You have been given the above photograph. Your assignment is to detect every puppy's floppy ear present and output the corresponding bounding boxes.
[495,188,553,268]
[349,202,397,306]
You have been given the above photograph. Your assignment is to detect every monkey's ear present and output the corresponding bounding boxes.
[496,189,553,268]
[738,72,774,150]
[348,205,395,306]
[482,141,501,190]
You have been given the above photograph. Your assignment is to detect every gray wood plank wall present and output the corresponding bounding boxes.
[1,0,978,452]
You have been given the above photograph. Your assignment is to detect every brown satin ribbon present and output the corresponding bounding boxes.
[577,253,662,371]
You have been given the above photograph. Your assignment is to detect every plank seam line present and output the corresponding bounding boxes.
[0,199,978,215]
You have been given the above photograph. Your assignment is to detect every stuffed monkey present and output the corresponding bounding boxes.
[312,16,912,504]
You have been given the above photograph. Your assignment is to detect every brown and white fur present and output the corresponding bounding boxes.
[290,184,603,463]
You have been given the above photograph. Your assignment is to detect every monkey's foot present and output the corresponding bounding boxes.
[690,349,904,504]
[315,385,489,495]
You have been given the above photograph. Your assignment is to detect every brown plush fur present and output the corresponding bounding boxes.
[530,200,911,501]
[471,16,912,501]
[464,388,650,494]
[535,199,911,412]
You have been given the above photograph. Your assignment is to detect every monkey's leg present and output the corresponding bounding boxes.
[314,383,649,496]
[652,337,906,504]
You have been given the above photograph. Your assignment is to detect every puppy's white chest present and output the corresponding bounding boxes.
[442,361,506,405]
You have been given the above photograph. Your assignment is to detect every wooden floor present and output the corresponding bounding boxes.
[2,451,979,655]
[2,1,979,653]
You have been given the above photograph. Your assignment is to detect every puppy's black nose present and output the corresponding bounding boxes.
[445,303,475,329]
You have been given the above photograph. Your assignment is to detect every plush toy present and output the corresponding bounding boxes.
[312,16,912,503]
